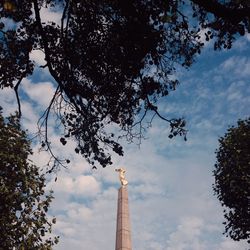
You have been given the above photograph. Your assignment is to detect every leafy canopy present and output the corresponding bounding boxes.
[0,107,59,249]
[213,118,250,243]
[0,0,249,169]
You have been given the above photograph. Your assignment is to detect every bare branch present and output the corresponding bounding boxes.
[14,77,23,118]
[37,86,68,172]
[146,96,171,123]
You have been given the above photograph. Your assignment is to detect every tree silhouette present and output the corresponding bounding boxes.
[0,0,249,169]
[213,118,250,243]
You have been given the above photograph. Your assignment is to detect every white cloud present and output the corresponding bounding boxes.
[49,174,100,197]
[22,78,56,108]
[218,239,249,250]
[51,186,117,250]
[0,87,17,115]
[29,50,46,66]
[16,100,40,134]
[166,216,205,250]
[220,56,250,78]
[66,203,93,222]
[40,7,61,25]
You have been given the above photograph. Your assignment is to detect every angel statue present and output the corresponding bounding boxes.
[115,168,128,187]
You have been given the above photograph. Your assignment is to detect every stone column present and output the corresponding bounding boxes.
[115,186,132,250]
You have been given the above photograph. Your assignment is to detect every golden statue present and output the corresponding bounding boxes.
[115,168,128,187]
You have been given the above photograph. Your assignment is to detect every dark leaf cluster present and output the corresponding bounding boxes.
[0,0,249,169]
[213,118,250,243]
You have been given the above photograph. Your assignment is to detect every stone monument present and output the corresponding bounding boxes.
[115,168,132,250]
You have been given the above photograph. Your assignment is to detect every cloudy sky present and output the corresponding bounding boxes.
[1,7,250,250]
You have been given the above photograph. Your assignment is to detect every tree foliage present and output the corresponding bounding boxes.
[0,108,59,249]
[0,0,249,169]
[213,118,250,243]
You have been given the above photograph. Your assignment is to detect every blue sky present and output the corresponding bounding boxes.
[1,7,250,250]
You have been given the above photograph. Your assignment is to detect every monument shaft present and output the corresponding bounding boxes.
[115,186,132,250]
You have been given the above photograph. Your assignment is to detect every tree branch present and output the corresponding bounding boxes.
[146,96,172,123]
[61,0,70,38]
[37,86,68,172]
[33,0,83,115]
[191,0,250,24]
[14,77,23,118]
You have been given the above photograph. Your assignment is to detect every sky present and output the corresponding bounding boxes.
[1,6,250,250]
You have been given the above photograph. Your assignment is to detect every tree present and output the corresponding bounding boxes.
[213,118,250,243]
[0,0,249,169]
[0,107,59,249]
